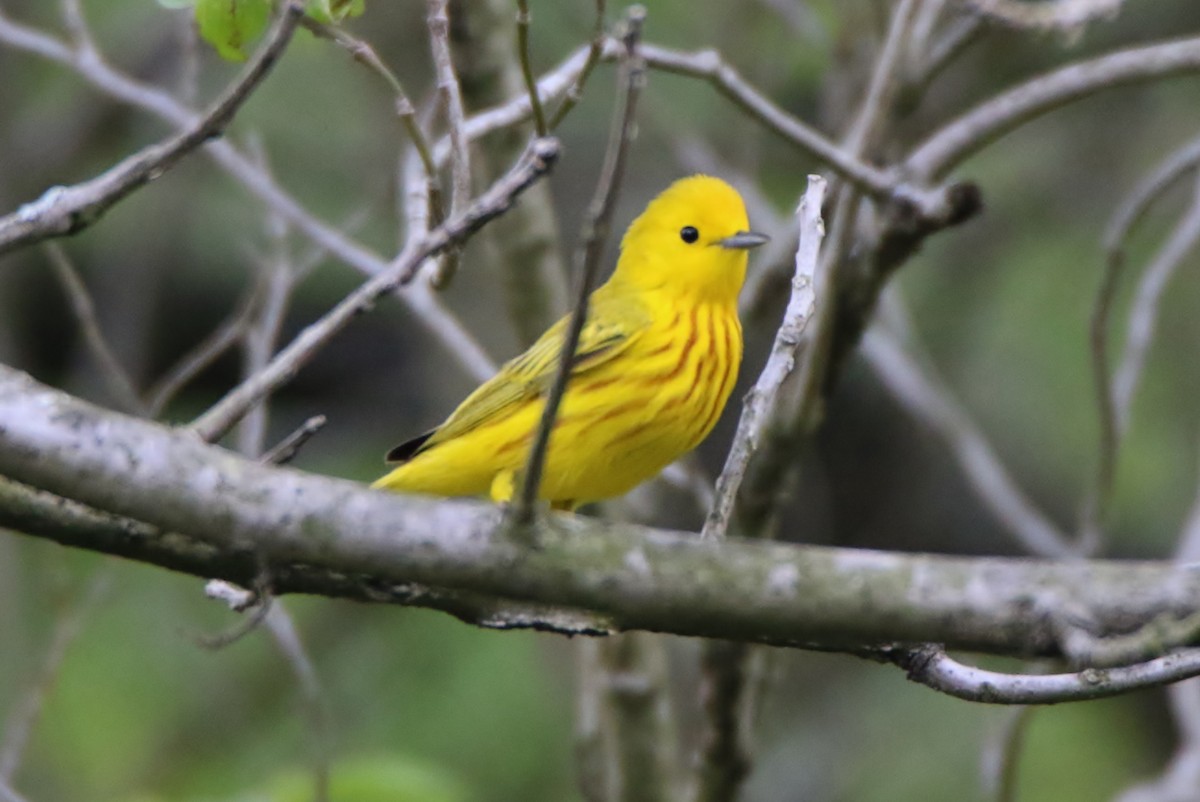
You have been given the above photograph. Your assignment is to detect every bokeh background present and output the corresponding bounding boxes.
[2,1,1200,800]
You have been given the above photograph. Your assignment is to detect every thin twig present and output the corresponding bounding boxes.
[144,283,260,417]
[1112,172,1200,435]
[549,0,606,129]
[189,138,559,443]
[0,569,111,781]
[515,0,547,137]
[513,9,645,524]
[197,579,274,649]
[0,7,493,383]
[912,13,986,91]
[299,17,439,180]
[843,0,920,155]
[426,0,471,288]
[1080,137,1200,551]
[238,207,296,458]
[702,175,827,540]
[907,35,1200,180]
[628,41,901,203]
[861,320,1075,559]
[890,645,1200,704]
[261,415,328,466]
[0,1,306,256]
[264,604,332,802]
[981,706,1036,802]
[1084,169,1200,547]
[43,243,149,416]
[1112,440,1200,800]
[426,0,471,221]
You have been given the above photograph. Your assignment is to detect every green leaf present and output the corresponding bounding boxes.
[267,755,469,802]
[156,0,196,8]
[194,0,271,61]
[305,0,365,24]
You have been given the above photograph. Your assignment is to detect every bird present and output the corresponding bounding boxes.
[372,175,768,511]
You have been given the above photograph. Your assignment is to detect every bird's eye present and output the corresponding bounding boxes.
[680,226,699,244]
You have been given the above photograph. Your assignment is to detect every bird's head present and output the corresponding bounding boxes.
[612,175,768,304]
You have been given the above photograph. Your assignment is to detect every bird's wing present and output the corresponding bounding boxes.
[387,294,650,462]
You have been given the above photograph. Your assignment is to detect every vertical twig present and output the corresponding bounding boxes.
[603,633,679,802]
[44,244,149,417]
[448,0,568,346]
[0,569,111,782]
[427,0,472,287]
[861,302,1074,558]
[427,0,472,221]
[513,6,646,523]
[981,706,1036,802]
[264,605,332,802]
[1083,163,1200,549]
[238,207,296,458]
[702,176,827,540]
[515,0,547,136]
[549,0,607,129]
[575,638,616,802]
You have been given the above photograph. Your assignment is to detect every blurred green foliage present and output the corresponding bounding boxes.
[2,1,1200,800]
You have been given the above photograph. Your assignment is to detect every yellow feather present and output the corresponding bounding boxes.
[372,175,767,509]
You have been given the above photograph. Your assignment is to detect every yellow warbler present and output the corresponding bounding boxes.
[373,175,767,509]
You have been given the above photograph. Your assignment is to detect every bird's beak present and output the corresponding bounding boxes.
[718,230,770,250]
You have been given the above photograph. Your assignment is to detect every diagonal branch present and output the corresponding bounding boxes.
[907,35,1200,180]
[188,137,559,443]
[0,1,305,257]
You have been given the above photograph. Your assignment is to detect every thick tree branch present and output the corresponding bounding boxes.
[5,365,1200,659]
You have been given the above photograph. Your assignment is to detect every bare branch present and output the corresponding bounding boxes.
[10,366,1200,660]
[189,138,559,443]
[1083,162,1200,548]
[890,645,1200,705]
[0,7,493,383]
[447,0,568,345]
[515,0,547,136]
[907,36,1200,180]
[702,176,826,540]
[629,42,900,203]
[980,706,1036,802]
[0,568,110,781]
[965,0,1123,31]
[427,0,472,219]
[574,639,616,802]
[144,284,260,417]
[44,244,148,416]
[549,0,607,129]
[1112,172,1200,434]
[298,17,438,180]
[514,10,644,522]
[263,604,332,802]
[261,415,328,467]
[861,322,1075,558]
[603,634,679,802]
[0,1,305,256]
